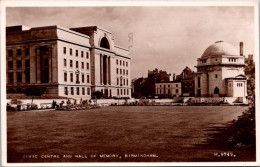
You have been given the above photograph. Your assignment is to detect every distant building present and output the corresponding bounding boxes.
[6,25,131,99]
[194,41,247,98]
[155,82,182,97]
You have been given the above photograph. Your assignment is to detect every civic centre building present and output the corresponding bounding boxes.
[194,41,247,99]
[6,25,131,99]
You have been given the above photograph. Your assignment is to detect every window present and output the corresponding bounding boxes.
[86,52,89,59]
[117,78,119,85]
[71,87,74,95]
[77,87,80,95]
[86,62,89,70]
[121,89,123,95]
[126,70,128,75]
[127,79,128,86]
[8,73,13,83]
[44,59,49,67]
[124,89,126,95]
[63,47,66,54]
[81,62,84,69]
[64,87,68,95]
[81,51,84,58]
[64,72,67,82]
[116,59,118,65]
[126,62,128,67]
[25,70,30,83]
[17,60,22,69]
[76,61,79,68]
[176,89,179,93]
[123,69,125,75]
[76,50,78,57]
[123,79,125,86]
[70,48,72,55]
[176,84,178,87]
[64,59,67,67]
[25,48,29,56]
[120,69,122,74]
[17,49,22,56]
[8,50,13,57]
[216,58,217,61]
[198,77,201,88]
[25,60,30,68]
[70,73,73,82]
[70,60,73,67]
[117,68,119,74]
[76,74,79,83]
[17,72,22,83]
[215,74,218,78]
[117,89,119,95]
[82,74,84,83]
[123,61,125,66]
[82,87,85,95]
[87,88,90,95]
[87,74,90,83]
[120,60,122,65]
[127,89,129,95]
[8,61,13,69]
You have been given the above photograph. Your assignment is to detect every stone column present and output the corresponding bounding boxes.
[106,56,110,85]
[108,56,111,85]
[100,54,103,85]
[36,48,41,83]
[48,46,53,83]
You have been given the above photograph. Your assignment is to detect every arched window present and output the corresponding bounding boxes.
[214,87,219,94]
[100,37,110,49]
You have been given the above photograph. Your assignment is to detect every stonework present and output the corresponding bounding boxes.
[6,25,131,99]
[194,41,247,98]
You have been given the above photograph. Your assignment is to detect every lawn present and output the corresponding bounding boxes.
[7,106,255,162]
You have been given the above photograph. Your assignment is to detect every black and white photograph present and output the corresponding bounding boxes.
[1,0,259,166]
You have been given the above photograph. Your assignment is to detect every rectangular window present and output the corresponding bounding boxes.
[117,89,119,95]
[77,87,80,95]
[25,70,30,83]
[116,59,118,65]
[81,51,84,58]
[63,47,66,54]
[8,73,13,83]
[25,60,30,68]
[17,60,22,69]
[198,77,201,88]
[82,87,85,95]
[126,70,128,75]
[117,78,119,85]
[87,75,90,83]
[215,74,218,78]
[70,60,73,67]
[64,87,68,95]
[17,72,22,83]
[8,61,13,69]
[176,89,179,93]
[25,48,29,56]
[117,68,119,74]
[81,62,84,69]
[8,50,13,57]
[64,59,67,67]
[76,61,79,68]
[64,72,67,82]
[123,69,125,75]
[127,79,128,86]
[82,74,84,83]
[17,49,22,56]
[76,50,78,57]
[176,84,178,87]
[70,73,73,82]
[70,48,72,55]
[86,63,89,70]
[76,74,79,83]
[86,52,89,59]
[71,87,74,95]
[126,62,128,67]
[87,88,90,95]
[123,61,125,66]
[120,69,122,74]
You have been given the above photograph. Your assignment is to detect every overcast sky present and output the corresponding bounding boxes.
[6,6,255,79]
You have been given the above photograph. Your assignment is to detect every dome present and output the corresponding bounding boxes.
[201,41,239,58]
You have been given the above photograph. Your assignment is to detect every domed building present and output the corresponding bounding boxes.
[194,41,247,98]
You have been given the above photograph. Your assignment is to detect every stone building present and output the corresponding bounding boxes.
[245,54,255,78]
[6,25,131,99]
[155,82,182,97]
[194,41,247,98]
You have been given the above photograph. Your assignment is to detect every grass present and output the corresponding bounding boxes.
[7,106,255,162]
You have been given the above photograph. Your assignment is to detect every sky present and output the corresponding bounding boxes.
[6,6,255,79]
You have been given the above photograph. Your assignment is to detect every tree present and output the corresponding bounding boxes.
[24,86,44,104]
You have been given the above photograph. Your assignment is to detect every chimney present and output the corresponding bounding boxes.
[240,42,243,56]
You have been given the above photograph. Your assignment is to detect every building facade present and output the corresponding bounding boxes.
[194,41,247,98]
[155,82,182,97]
[6,25,131,99]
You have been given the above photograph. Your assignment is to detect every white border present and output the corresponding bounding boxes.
[1,0,259,166]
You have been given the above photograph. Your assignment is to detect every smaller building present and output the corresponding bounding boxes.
[155,82,182,97]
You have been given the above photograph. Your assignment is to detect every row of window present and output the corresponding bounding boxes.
[116,59,128,67]
[64,72,90,84]
[157,84,179,88]
[116,68,129,76]
[64,59,90,70]
[117,78,129,86]
[7,48,30,57]
[8,71,30,83]
[64,87,91,96]
[229,58,238,62]
[237,83,243,87]
[8,60,30,69]
[117,88,130,96]
[156,89,179,94]
[63,47,89,59]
